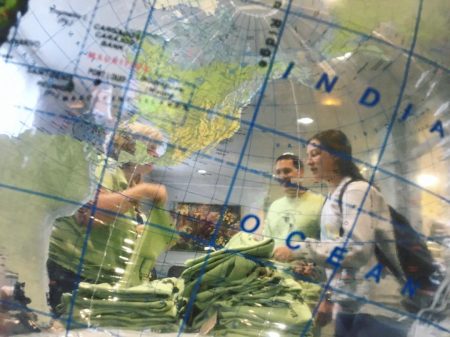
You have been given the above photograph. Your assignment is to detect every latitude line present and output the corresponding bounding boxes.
[241,0,450,74]
[299,0,425,335]
[176,0,295,335]
[9,104,449,247]
[4,57,447,204]
[63,0,159,334]
[72,0,101,74]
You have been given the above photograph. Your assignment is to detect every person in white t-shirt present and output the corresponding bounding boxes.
[263,153,324,263]
[303,129,410,337]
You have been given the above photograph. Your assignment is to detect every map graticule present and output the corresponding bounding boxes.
[0,0,279,317]
[154,0,218,15]
[0,0,449,331]
[133,37,268,164]
[7,0,287,164]
[0,132,93,321]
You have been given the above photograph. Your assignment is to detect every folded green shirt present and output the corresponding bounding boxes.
[179,233,320,337]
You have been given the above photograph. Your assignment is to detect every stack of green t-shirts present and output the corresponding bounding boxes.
[60,278,183,332]
[181,233,321,337]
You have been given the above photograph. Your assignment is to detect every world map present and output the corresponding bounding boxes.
[0,0,449,336]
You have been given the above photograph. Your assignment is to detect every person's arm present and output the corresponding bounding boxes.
[261,209,273,241]
[76,183,167,226]
[307,184,383,268]
[315,294,334,327]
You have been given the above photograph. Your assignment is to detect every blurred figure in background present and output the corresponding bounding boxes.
[47,122,168,315]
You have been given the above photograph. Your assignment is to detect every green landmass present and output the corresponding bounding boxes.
[0,131,93,321]
[134,37,268,164]
[325,0,449,67]
[0,0,28,45]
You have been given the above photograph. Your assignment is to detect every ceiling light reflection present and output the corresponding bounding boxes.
[321,97,342,106]
[297,117,314,124]
[417,174,438,188]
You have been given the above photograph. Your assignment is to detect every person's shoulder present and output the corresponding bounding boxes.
[345,179,372,192]
[344,180,385,203]
[304,190,325,203]
[268,196,287,209]
[346,180,381,194]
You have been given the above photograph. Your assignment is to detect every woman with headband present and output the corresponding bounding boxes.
[303,129,408,337]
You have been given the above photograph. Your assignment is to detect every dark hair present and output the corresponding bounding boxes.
[308,129,365,181]
[276,153,304,170]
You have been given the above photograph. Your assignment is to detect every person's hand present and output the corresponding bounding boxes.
[315,300,333,327]
[143,183,167,205]
[273,246,295,262]
[293,261,314,276]
[135,224,145,234]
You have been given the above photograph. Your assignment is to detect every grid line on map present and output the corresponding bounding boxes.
[177,0,296,335]
[7,102,450,248]
[299,0,425,335]
[64,0,159,334]
[5,56,447,204]
[1,223,449,334]
[72,0,101,73]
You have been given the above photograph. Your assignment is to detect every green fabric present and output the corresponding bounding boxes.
[120,206,177,287]
[219,303,312,328]
[182,235,274,295]
[184,236,273,269]
[224,232,275,252]
[0,131,94,317]
[60,279,183,331]
[264,192,324,247]
[181,233,320,337]
[76,278,182,299]
[49,160,176,285]
[213,327,313,337]
[183,233,274,275]
[188,271,317,336]
[48,164,138,283]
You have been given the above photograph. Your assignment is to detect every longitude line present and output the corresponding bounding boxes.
[6,58,447,202]
[176,0,295,335]
[4,13,21,61]
[73,0,101,74]
[299,1,425,336]
[124,0,139,29]
[7,103,449,246]
[236,14,260,208]
[64,0,159,334]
